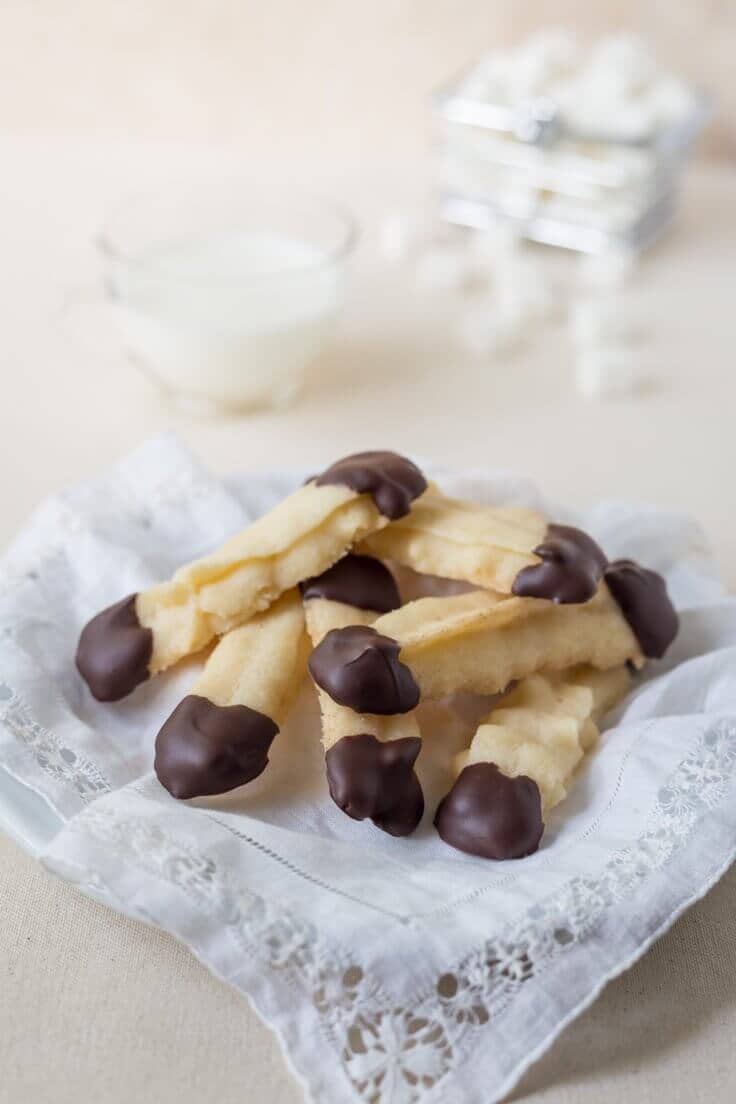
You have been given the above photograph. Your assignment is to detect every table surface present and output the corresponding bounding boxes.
[1,137,735,1103]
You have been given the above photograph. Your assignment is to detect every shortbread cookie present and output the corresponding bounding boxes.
[359,487,549,596]
[360,486,608,603]
[302,555,424,836]
[76,450,427,701]
[435,665,630,859]
[458,666,630,811]
[154,590,309,799]
[359,486,546,592]
[309,581,646,715]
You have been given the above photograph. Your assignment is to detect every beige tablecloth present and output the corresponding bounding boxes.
[1,139,735,1102]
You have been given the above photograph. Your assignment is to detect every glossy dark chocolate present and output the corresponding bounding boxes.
[75,594,153,701]
[300,554,400,613]
[512,524,608,605]
[314,450,427,520]
[154,694,278,799]
[325,733,424,836]
[308,625,420,715]
[435,762,544,860]
[605,559,679,659]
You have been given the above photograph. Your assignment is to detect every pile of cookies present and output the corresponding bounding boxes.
[76,451,678,860]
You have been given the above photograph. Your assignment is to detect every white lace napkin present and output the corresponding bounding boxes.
[2,436,736,1104]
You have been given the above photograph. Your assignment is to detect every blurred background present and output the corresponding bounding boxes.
[0,1,733,576]
[2,1,734,158]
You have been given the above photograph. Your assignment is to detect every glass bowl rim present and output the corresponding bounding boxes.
[96,189,359,287]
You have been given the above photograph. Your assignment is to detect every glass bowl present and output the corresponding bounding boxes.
[98,177,358,413]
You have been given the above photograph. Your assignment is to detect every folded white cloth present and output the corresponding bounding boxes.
[1,436,735,1104]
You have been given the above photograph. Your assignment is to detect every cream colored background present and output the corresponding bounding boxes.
[1,1,735,159]
[1,3,736,1103]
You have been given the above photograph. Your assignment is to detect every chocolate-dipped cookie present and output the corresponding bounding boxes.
[512,524,608,604]
[325,733,424,837]
[308,624,420,715]
[303,555,424,836]
[76,594,152,702]
[436,665,630,859]
[77,450,427,701]
[605,559,679,659]
[436,763,544,860]
[310,585,643,714]
[154,591,308,799]
[300,553,400,613]
[360,486,547,593]
[155,696,278,799]
[315,450,427,521]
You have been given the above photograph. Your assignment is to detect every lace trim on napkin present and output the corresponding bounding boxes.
[0,681,111,802]
[52,718,736,1104]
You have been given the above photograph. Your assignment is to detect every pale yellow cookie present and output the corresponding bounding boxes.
[304,597,420,751]
[302,552,425,835]
[455,665,631,812]
[359,484,546,591]
[77,451,427,701]
[139,483,387,675]
[154,590,309,799]
[373,584,643,701]
[193,589,309,720]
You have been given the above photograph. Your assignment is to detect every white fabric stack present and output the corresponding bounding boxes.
[1,436,735,1104]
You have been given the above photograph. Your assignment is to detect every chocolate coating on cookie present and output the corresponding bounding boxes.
[605,559,679,659]
[314,451,427,520]
[435,762,544,860]
[308,625,420,715]
[512,524,608,604]
[154,694,278,799]
[300,554,400,613]
[75,594,153,701]
[325,733,424,836]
